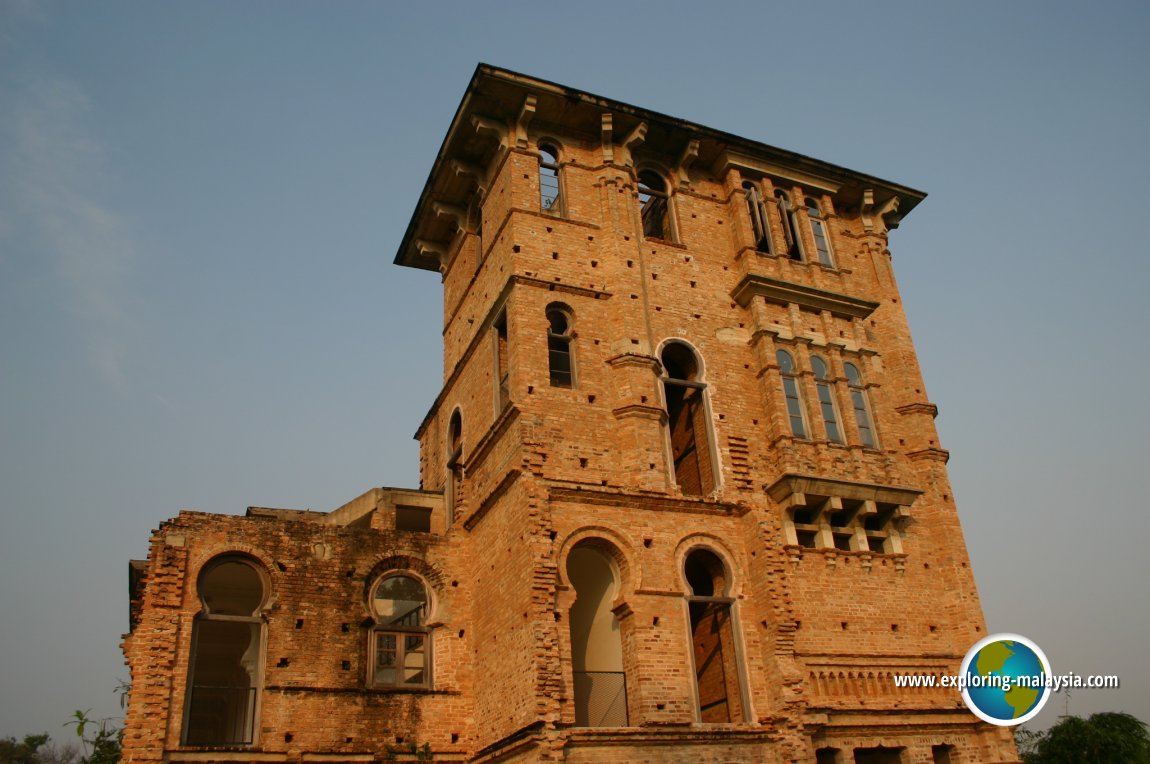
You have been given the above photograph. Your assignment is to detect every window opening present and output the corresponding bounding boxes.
[539,145,561,212]
[829,505,859,551]
[184,557,266,746]
[638,170,672,240]
[370,575,430,688]
[547,305,574,388]
[776,349,808,439]
[844,362,877,448]
[446,411,463,523]
[811,356,843,443]
[684,550,744,723]
[494,312,509,410]
[853,747,905,764]
[395,506,432,533]
[567,546,628,726]
[743,181,773,254]
[661,343,715,496]
[774,189,802,260]
[931,745,954,764]
[806,197,834,267]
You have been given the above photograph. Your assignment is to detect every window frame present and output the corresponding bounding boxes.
[805,196,835,267]
[776,349,809,439]
[659,341,718,496]
[774,189,803,261]
[493,310,510,412]
[546,303,575,388]
[742,180,774,254]
[538,142,563,215]
[681,547,747,723]
[637,169,676,242]
[810,355,844,444]
[182,555,268,747]
[446,410,463,525]
[844,361,878,449]
[368,573,433,691]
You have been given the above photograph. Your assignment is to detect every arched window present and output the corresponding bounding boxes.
[638,170,673,240]
[446,411,463,524]
[184,556,266,746]
[743,181,772,254]
[370,574,431,688]
[684,549,745,723]
[844,362,877,448]
[805,196,834,267]
[567,545,627,726]
[546,304,574,388]
[774,189,802,260]
[776,349,807,439]
[811,356,843,443]
[539,144,561,212]
[661,343,715,496]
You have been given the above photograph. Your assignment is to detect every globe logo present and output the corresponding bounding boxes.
[960,633,1052,726]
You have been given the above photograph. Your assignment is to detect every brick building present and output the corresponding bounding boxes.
[121,65,1020,763]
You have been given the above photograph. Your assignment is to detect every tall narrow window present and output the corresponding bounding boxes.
[844,362,877,448]
[184,557,266,746]
[774,189,802,260]
[743,181,773,254]
[805,196,834,267]
[539,144,561,212]
[446,411,463,523]
[494,312,509,410]
[370,574,431,689]
[468,195,484,260]
[811,356,843,443]
[546,304,574,388]
[638,170,672,240]
[684,549,744,723]
[661,343,715,496]
[567,545,627,727]
[776,349,807,439]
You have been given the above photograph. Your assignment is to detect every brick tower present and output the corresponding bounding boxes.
[121,65,1020,764]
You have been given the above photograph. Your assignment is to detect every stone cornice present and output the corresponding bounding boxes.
[896,402,939,418]
[765,474,922,506]
[732,274,879,318]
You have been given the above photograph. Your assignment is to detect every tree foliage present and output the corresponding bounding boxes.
[1018,712,1150,764]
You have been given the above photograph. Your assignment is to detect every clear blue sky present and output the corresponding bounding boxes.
[2,0,1147,739]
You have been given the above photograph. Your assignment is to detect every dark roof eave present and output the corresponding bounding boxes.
[393,63,927,272]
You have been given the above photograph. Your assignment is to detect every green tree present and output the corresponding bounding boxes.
[0,734,49,764]
[1018,712,1150,764]
[64,711,120,764]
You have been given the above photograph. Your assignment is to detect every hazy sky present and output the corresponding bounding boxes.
[1,0,1147,740]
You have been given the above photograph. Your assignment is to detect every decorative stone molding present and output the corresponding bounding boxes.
[514,94,536,149]
[675,139,700,189]
[732,274,879,319]
[861,188,902,234]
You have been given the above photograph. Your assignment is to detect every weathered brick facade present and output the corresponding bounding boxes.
[121,65,1020,763]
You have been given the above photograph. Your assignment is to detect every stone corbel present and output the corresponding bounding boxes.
[861,188,902,234]
[675,138,700,189]
[514,94,536,149]
[431,201,467,236]
[619,121,648,168]
[449,159,490,197]
[414,239,449,273]
[815,496,840,549]
[601,113,614,163]
[471,114,510,159]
